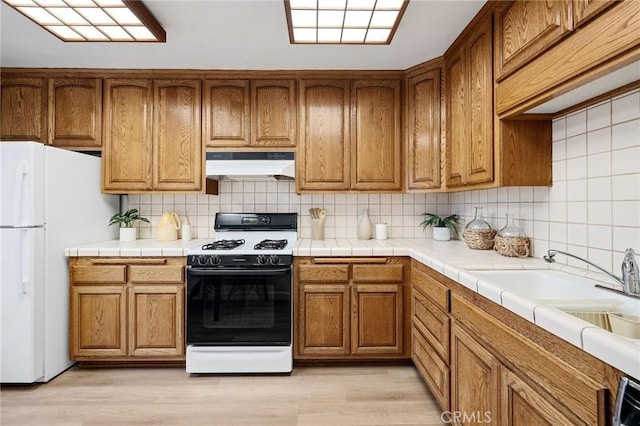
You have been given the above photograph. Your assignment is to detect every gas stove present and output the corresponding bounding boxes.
[187,213,297,267]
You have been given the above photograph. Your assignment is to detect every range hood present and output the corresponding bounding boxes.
[205,152,295,181]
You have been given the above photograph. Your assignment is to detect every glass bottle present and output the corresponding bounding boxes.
[498,212,525,238]
[465,206,491,230]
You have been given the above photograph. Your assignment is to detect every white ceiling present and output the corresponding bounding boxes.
[0,0,486,70]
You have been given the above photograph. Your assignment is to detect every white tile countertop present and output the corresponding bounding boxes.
[66,237,640,379]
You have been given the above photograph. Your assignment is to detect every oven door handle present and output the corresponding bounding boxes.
[187,267,291,277]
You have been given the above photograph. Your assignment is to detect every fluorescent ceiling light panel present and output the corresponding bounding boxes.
[3,0,165,42]
[285,0,408,44]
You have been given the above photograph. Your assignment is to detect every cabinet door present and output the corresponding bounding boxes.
[153,79,202,191]
[102,79,153,192]
[351,80,402,191]
[1,77,46,142]
[69,285,127,358]
[495,1,573,80]
[48,78,102,148]
[129,284,185,358]
[412,328,450,411]
[203,79,250,147]
[298,80,351,191]
[467,18,494,185]
[251,80,296,146]
[450,323,500,425]
[501,368,575,426]
[351,284,403,355]
[445,52,467,188]
[574,0,617,27]
[407,68,442,190]
[298,284,350,356]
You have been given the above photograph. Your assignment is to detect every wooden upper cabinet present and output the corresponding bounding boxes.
[153,79,202,191]
[48,78,102,148]
[102,78,153,192]
[495,0,573,80]
[445,52,467,188]
[203,79,250,147]
[298,80,351,191]
[573,0,618,27]
[445,15,494,188]
[1,77,46,142]
[406,67,442,190]
[467,19,494,185]
[351,80,402,191]
[251,80,296,147]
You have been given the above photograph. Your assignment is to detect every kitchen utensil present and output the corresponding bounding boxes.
[156,212,181,241]
[375,223,388,240]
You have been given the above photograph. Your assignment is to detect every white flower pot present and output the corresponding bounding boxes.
[119,227,137,242]
[432,227,451,241]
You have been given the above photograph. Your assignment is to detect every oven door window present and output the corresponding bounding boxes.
[187,268,291,346]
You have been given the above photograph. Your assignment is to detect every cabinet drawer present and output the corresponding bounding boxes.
[412,289,450,361]
[412,328,450,411]
[129,265,184,283]
[71,265,126,284]
[411,266,448,311]
[298,264,349,282]
[352,264,403,283]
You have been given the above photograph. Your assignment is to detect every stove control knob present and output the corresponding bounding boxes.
[197,255,208,266]
[269,255,281,265]
[257,255,269,265]
[208,255,221,266]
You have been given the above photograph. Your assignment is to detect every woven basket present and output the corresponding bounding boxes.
[494,236,530,257]
[463,229,496,250]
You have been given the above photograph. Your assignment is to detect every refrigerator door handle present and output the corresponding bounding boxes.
[14,162,28,226]
[20,229,30,294]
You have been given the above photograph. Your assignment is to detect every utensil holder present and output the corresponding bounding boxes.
[311,217,325,240]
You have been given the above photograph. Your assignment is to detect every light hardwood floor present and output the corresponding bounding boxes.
[1,365,446,426]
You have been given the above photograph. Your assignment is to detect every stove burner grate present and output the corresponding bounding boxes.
[202,239,245,250]
[254,239,288,250]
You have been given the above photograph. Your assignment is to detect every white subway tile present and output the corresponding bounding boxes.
[552,117,566,141]
[612,90,640,124]
[566,157,587,180]
[612,147,640,175]
[588,225,612,250]
[586,101,611,131]
[587,177,612,201]
[612,174,640,200]
[566,110,586,137]
[567,201,588,224]
[613,226,640,252]
[612,119,640,150]
[613,201,640,227]
[549,222,567,243]
[552,140,566,161]
[587,152,612,178]
[586,127,611,154]
[567,224,588,246]
[587,201,612,225]
[566,179,588,201]
[566,134,587,158]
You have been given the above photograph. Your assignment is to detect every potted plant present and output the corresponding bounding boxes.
[420,213,460,241]
[109,208,150,242]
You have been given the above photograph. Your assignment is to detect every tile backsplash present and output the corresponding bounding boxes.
[450,88,640,269]
[127,88,639,267]
[128,183,450,241]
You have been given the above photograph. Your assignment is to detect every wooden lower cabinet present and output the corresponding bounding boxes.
[69,257,185,362]
[450,322,500,425]
[295,257,409,360]
[501,368,575,426]
[410,260,614,425]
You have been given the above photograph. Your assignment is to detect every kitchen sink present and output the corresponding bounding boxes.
[471,269,640,339]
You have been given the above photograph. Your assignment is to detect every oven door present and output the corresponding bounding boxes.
[186,267,291,346]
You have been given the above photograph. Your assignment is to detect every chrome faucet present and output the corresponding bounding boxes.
[544,248,640,297]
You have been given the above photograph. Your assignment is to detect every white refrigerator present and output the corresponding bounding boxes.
[0,142,119,383]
